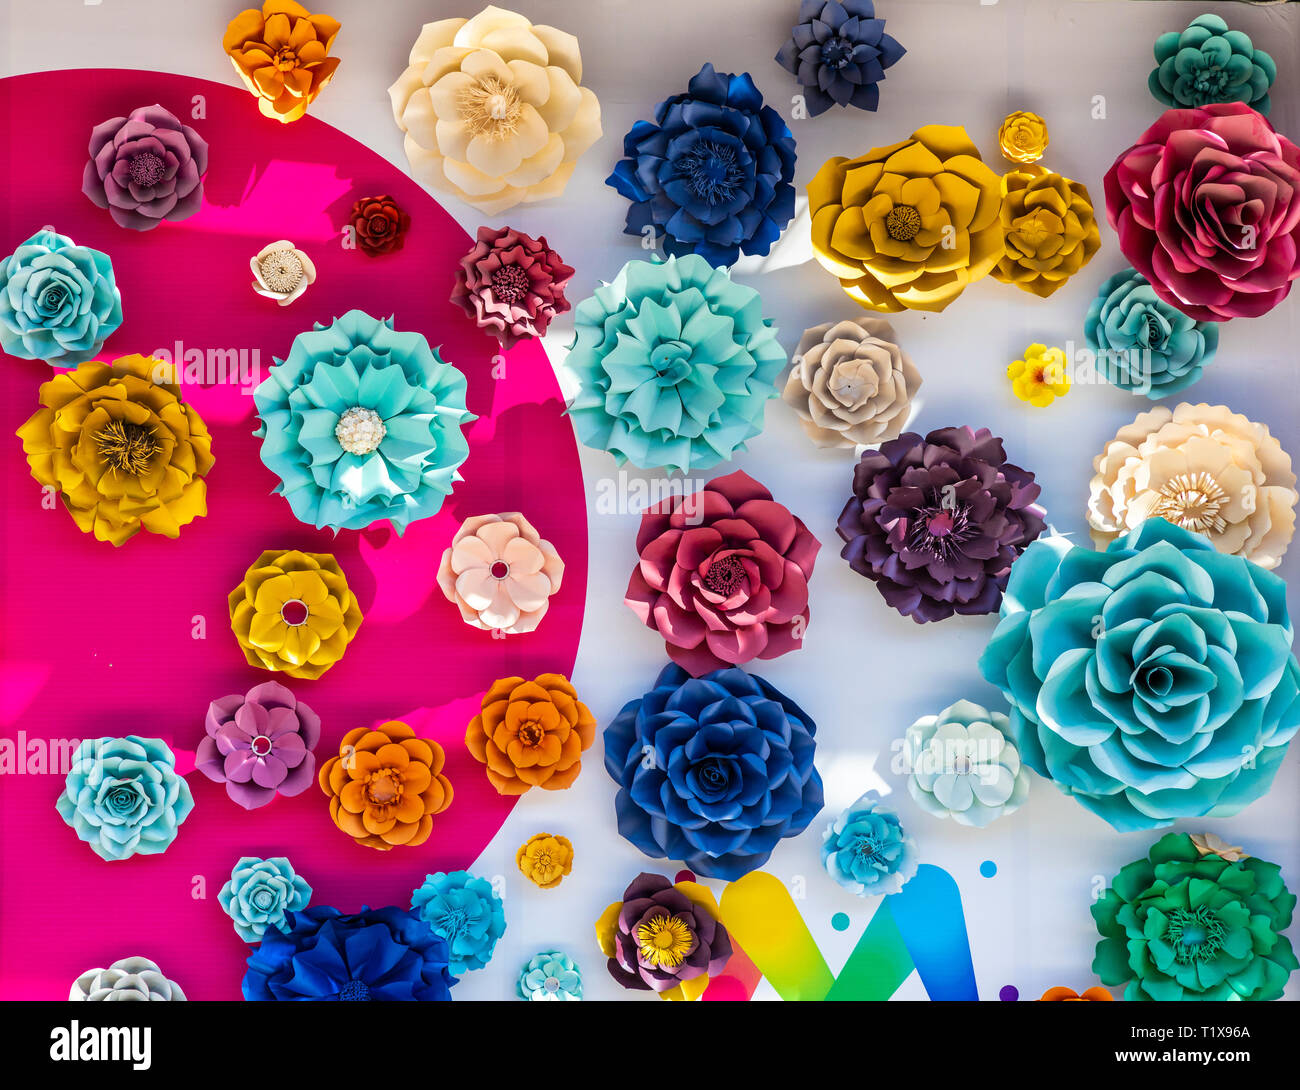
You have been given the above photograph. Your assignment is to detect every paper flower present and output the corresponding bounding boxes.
[1105,103,1300,322]
[516,833,574,890]
[243,905,456,1000]
[82,104,207,231]
[980,519,1300,831]
[318,720,452,850]
[837,426,1045,623]
[809,125,1004,312]
[821,794,916,896]
[219,856,312,943]
[775,0,905,117]
[518,951,581,1000]
[253,310,474,533]
[1088,403,1298,571]
[250,240,315,305]
[71,958,186,1002]
[625,469,819,675]
[55,736,194,862]
[410,871,506,974]
[1007,344,1069,407]
[1093,832,1297,1001]
[1150,13,1275,115]
[993,166,1100,297]
[223,1,339,124]
[16,355,214,546]
[607,63,796,267]
[997,110,1048,164]
[605,663,824,880]
[902,700,1029,827]
[450,225,573,349]
[349,195,410,257]
[1084,267,1220,397]
[0,229,122,365]
[1039,986,1112,1002]
[387,4,602,215]
[437,512,564,635]
[783,317,921,448]
[1191,832,1248,861]
[596,872,733,998]
[465,674,596,794]
[566,255,785,472]
[228,549,363,679]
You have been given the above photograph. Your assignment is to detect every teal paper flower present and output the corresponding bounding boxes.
[565,255,785,472]
[219,856,312,943]
[517,951,582,1001]
[55,736,194,862]
[821,794,916,896]
[980,518,1300,831]
[1092,832,1296,1001]
[1150,14,1276,115]
[410,870,505,974]
[253,310,475,533]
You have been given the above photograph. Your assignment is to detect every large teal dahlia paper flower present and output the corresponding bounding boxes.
[1093,832,1296,1001]
[979,518,1300,831]
[565,255,785,472]
[1149,14,1275,115]
[253,310,475,533]
[410,870,506,974]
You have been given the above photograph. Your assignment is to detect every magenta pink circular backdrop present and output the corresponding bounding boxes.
[0,69,587,999]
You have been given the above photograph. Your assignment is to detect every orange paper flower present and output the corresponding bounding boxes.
[1039,986,1114,1001]
[516,832,574,889]
[223,1,341,124]
[318,720,452,850]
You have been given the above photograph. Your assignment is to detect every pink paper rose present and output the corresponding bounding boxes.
[450,226,574,350]
[437,513,564,635]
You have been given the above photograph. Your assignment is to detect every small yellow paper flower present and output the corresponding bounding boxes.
[998,111,1049,164]
[516,832,574,889]
[1008,344,1070,407]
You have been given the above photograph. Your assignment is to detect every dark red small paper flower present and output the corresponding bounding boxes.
[349,194,410,256]
[451,225,574,350]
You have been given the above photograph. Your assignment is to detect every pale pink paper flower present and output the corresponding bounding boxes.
[437,512,563,634]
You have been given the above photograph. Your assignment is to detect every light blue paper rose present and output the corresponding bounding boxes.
[410,870,506,974]
[517,951,582,1001]
[821,794,916,896]
[55,736,194,861]
[219,856,312,943]
[253,309,475,533]
[980,518,1300,831]
[0,229,122,365]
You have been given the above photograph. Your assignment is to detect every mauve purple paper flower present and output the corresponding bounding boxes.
[836,426,1045,623]
[82,104,208,231]
[196,682,320,809]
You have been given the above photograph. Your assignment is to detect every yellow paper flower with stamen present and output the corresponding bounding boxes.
[1008,344,1070,407]
[998,110,1049,164]
[223,0,341,124]
[516,832,574,889]
[993,165,1100,297]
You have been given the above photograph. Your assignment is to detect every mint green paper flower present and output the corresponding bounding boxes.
[1149,14,1276,115]
[517,950,582,1000]
[565,255,785,472]
[219,857,312,943]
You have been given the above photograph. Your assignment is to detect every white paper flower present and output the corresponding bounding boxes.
[70,956,186,1001]
[251,240,316,306]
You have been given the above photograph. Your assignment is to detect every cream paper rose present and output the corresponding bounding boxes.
[387,5,602,215]
[1088,403,1298,569]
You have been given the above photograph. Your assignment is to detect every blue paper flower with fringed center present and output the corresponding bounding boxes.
[410,871,506,974]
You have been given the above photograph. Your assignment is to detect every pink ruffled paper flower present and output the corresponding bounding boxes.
[626,469,820,675]
[450,226,574,350]
[1105,102,1300,321]
[437,513,564,635]
[196,682,320,810]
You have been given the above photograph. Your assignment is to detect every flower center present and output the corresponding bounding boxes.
[1142,665,1174,697]
[1152,471,1229,535]
[273,47,299,72]
[1014,211,1052,247]
[94,420,160,475]
[128,152,166,186]
[907,496,976,561]
[258,249,304,293]
[852,834,883,861]
[636,914,695,968]
[335,406,387,456]
[517,720,546,747]
[37,282,70,314]
[650,341,692,387]
[460,76,522,138]
[885,204,922,242]
[279,599,309,626]
[820,35,855,70]
[702,554,745,596]
[251,888,276,911]
[1165,906,1226,964]
[105,785,139,814]
[366,214,391,237]
[678,139,743,204]
[490,264,530,304]
[1142,312,1167,350]
[489,560,510,579]
[1191,65,1229,96]
[543,976,561,992]
[434,906,471,939]
[336,979,372,1001]
[364,768,403,806]
[251,734,273,757]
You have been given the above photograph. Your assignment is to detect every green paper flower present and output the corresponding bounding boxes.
[1092,832,1297,1001]
[1149,13,1276,115]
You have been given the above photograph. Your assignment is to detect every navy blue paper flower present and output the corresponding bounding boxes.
[242,905,456,1001]
[604,663,824,880]
[606,63,797,267]
[775,0,906,117]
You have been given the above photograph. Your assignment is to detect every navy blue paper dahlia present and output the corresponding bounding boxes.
[775,0,906,117]
[604,663,824,880]
[606,63,797,267]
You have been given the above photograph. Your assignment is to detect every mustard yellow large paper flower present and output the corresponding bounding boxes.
[993,165,1100,297]
[229,549,363,679]
[809,125,1005,313]
[16,355,213,546]
[387,5,602,215]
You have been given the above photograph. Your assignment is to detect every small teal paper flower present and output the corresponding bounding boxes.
[0,229,122,365]
[1150,13,1275,115]
[566,255,786,472]
[55,736,194,861]
[219,857,312,943]
[253,309,475,533]
[517,951,582,1001]
[821,794,916,896]
[410,870,505,974]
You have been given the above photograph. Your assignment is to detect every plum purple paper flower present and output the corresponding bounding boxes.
[451,225,574,350]
[775,0,905,117]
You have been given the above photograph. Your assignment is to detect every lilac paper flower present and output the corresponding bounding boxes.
[196,682,320,809]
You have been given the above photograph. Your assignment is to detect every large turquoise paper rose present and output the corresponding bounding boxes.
[1149,13,1275,115]
[979,518,1300,830]
[1093,832,1296,1001]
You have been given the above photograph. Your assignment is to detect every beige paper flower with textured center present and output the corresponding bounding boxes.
[387,5,602,215]
[783,317,921,448]
[250,240,316,305]
[1088,403,1298,569]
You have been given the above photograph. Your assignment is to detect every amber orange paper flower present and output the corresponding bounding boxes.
[1039,986,1114,1001]
[318,721,452,850]
[516,833,574,889]
[465,675,595,795]
[223,1,341,124]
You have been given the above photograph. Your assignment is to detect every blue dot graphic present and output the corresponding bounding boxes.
[980,860,997,878]
[831,912,851,932]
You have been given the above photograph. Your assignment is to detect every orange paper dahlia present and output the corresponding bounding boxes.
[223,1,341,123]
